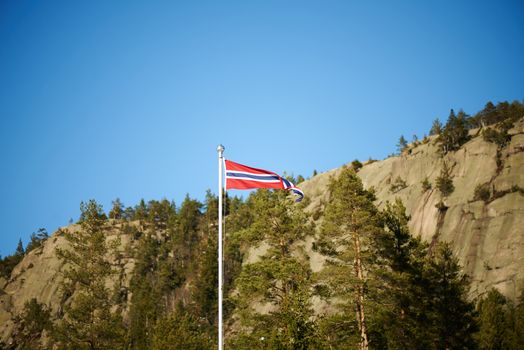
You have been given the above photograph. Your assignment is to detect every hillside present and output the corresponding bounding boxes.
[0,114,523,348]
[301,117,524,301]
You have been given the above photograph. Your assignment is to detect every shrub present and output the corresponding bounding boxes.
[482,127,510,148]
[421,177,432,192]
[390,176,407,193]
[436,162,454,197]
[351,159,363,171]
[473,183,491,202]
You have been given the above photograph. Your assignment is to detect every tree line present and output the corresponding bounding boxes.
[396,100,524,155]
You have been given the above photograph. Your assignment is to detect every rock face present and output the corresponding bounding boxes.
[301,118,524,302]
[0,223,137,345]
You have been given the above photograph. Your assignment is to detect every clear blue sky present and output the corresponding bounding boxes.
[1,0,523,255]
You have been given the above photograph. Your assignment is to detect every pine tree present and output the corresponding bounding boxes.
[379,199,433,349]
[25,229,49,254]
[151,305,213,350]
[515,289,524,348]
[397,135,408,154]
[424,243,478,349]
[54,200,124,349]
[193,191,218,324]
[109,198,124,220]
[231,189,317,349]
[15,238,25,256]
[436,161,454,197]
[476,288,510,349]
[13,298,52,350]
[430,118,443,135]
[316,166,384,350]
[134,199,148,221]
[437,109,470,153]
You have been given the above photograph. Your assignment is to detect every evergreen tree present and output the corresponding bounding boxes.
[147,199,176,229]
[475,288,524,349]
[316,166,384,350]
[397,135,408,154]
[193,191,218,324]
[231,189,317,349]
[13,298,52,350]
[429,118,443,135]
[15,238,25,256]
[437,109,470,153]
[127,232,164,350]
[151,306,213,350]
[134,199,148,221]
[476,288,510,349]
[54,200,124,349]
[379,199,430,349]
[436,161,454,197]
[424,243,478,349]
[25,228,49,253]
[109,198,124,220]
[515,289,524,348]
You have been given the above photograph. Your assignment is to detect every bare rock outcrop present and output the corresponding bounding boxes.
[301,119,524,301]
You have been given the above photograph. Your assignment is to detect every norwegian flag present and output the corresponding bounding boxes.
[224,159,304,202]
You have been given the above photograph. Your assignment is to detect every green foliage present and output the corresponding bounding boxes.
[134,199,148,221]
[316,166,383,349]
[436,162,454,197]
[379,199,433,349]
[16,238,25,256]
[476,289,515,349]
[423,243,478,349]
[397,135,408,154]
[482,127,511,148]
[12,298,52,350]
[469,100,524,129]
[193,191,219,323]
[109,198,124,219]
[421,177,432,192]
[126,193,213,349]
[0,238,26,278]
[127,233,164,350]
[231,189,318,349]
[151,306,213,350]
[389,176,407,193]
[351,159,363,171]
[437,109,470,153]
[474,183,491,202]
[53,200,125,350]
[429,118,443,135]
[25,228,48,254]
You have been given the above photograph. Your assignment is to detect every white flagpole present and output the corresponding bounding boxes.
[217,144,225,350]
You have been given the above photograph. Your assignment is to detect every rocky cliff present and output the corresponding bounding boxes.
[0,223,138,346]
[301,117,524,302]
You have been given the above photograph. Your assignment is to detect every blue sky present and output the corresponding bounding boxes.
[1,0,523,255]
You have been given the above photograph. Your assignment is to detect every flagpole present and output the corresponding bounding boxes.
[217,144,225,350]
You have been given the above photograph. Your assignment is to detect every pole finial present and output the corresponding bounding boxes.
[217,144,225,156]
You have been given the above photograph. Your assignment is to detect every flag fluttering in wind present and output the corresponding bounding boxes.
[224,159,304,202]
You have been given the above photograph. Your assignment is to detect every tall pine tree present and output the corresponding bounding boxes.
[316,166,385,350]
[54,200,124,349]
[231,189,317,349]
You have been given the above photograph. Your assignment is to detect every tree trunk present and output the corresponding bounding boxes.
[353,232,369,350]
